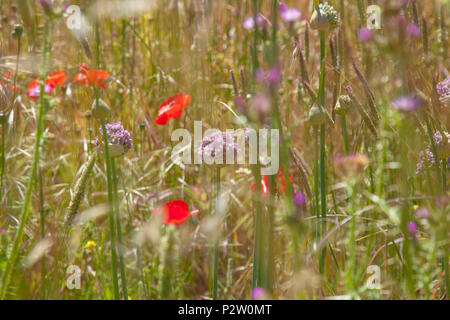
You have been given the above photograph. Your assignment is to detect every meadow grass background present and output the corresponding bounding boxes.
[0,0,448,299]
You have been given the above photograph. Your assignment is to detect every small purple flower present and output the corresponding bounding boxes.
[391,95,422,112]
[407,221,418,238]
[97,122,133,157]
[416,149,435,174]
[251,93,272,118]
[251,287,265,299]
[436,76,450,102]
[407,24,420,37]
[256,67,281,87]
[243,14,269,30]
[234,95,247,113]
[294,192,306,209]
[433,131,445,145]
[279,2,301,23]
[197,131,240,164]
[359,28,373,42]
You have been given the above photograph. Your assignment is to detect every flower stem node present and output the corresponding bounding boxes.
[12,24,23,39]
[91,99,111,121]
[308,104,332,125]
[335,95,353,115]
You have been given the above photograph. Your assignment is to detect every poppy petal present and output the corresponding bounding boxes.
[152,200,196,226]
[46,71,66,87]
[155,93,191,126]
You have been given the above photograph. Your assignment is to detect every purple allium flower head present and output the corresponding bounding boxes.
[294,192,307,209]
[279,3,301,23]
[407,24,420,37]
[359,28,373,41]
[391,95,422,112]
[197,131,240,164]
[407,221,418,238]
[243,14,269,30]
[251,287,265,299]
[436,76,450,102]
[97,122,132,157]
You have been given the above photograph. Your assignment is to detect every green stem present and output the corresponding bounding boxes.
[39,168,46,299]
[212,166,221,300]
[0,119,6,204]
[340,115,349,155]
[344,182,357,294]
[111,158,128,299]
[0,32,20,203]
[0,20,50,300]
[252,166,263,289]
[101,122,120,300]
[318,28,327,274]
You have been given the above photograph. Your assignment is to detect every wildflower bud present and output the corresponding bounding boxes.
[307,104,327,125]
[335,95,352,115]
[91,99,110,121]
[12,24,24,39]
[293,192,307,210]
[65,153,97,225]
[310,2,338,31]
[407,222,418,239]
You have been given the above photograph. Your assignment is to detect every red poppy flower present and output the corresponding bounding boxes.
[152,200,199,226]
[251,171,293,195]
[73,64,109,89]
[46,71,66,87]
[27,71,66,99]
[155,93,191,125]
